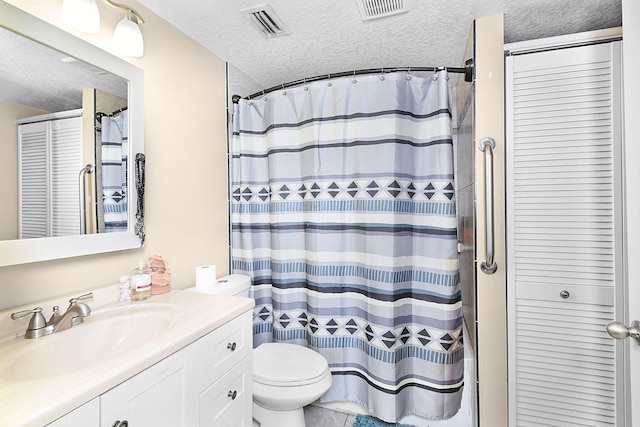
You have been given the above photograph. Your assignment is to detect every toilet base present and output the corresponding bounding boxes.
[253,401,306,427]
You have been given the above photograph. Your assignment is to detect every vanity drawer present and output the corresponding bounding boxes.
[212,311,251,378]
[201,356,252,426]
[184,310,253,427]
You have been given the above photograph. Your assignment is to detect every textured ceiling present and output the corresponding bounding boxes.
[137,0,622,90]
[0,26,128,112]
[0,0,622,111]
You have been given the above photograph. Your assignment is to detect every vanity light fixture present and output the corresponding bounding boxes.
[61,0,101,33]
[60,0,145,57]
[112,9,144,57]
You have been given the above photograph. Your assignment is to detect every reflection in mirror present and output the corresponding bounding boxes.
[0,1,144,266]
[0,25,129,240]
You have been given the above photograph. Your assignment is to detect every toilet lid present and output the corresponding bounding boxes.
[253,343,329,386]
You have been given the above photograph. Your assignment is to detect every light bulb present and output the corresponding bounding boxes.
[61,0,100,33]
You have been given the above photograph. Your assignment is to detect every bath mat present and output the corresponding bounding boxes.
[352,415,416,427]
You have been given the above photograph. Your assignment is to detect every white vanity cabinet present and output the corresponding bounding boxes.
[47,310,252,427]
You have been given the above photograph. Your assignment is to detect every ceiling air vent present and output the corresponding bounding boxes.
[355,0,407,21]
[60,57,107,75]
[241,5,290,38]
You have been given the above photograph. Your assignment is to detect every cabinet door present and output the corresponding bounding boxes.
[100,350,186,427]
[46,398,99,427]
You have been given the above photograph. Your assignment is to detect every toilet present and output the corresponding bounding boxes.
[187,274,332,427]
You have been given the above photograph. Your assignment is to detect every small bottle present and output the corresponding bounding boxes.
[119,275,131,302]
[130,261,151,301]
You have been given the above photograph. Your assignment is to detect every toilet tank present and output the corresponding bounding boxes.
[186,274,251,297]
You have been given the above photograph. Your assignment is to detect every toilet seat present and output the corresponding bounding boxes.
[253,342,330,387]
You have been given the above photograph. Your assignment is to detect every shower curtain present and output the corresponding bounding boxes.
[231,71,463,422]
[101,110,128,232]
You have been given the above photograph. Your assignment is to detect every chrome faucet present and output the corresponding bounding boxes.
[11,293,93,339]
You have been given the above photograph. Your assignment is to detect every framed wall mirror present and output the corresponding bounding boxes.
[0,2,144,266]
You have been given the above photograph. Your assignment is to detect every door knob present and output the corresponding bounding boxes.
[606,321,640,344]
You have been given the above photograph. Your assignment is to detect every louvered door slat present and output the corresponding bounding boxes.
[507,40,623,426]
[518,374,615,397]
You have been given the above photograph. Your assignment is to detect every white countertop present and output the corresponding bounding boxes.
[0,289,254,427]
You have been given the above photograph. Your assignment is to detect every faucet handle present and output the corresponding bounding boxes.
[11,307,43,320]
[11,307,47,331]
[68,292,93,305]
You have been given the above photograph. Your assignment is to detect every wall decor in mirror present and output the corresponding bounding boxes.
[0,2,144,266]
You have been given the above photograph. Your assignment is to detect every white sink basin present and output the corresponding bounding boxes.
[0,302,186,382]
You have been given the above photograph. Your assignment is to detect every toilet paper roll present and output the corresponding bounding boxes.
[195,265,217,290]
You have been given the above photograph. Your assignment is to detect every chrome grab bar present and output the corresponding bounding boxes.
[79,164,94,234]
[478,137,497,274]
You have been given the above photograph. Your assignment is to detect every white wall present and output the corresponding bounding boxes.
[228,63,263,106]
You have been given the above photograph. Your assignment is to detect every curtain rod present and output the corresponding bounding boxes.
[233,59,474,103]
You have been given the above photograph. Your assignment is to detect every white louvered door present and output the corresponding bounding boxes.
[18,116,83,238]
[506,40,624,426]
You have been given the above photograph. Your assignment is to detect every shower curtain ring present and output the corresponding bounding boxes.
[406,67,411,80]
[352,70,357,83]
[282,83,286,95]
[380,68,385,81]
[432,68,438,80]
[304,78,309,91]
[327,74,332,87]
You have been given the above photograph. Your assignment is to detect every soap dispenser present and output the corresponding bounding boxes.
[130,261,151,301]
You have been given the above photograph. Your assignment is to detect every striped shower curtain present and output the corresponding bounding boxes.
[231,71,463,422]
[101,110,128,232]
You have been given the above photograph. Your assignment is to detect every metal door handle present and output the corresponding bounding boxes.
[606,321,640,344]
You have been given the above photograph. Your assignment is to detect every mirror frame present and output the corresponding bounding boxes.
[0,2,144,266]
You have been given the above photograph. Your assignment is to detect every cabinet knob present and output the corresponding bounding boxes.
[112,421,128,427]
[227,342,237,351]
[228,390,238,400]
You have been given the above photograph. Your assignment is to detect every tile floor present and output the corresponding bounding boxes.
[304,405,358,427]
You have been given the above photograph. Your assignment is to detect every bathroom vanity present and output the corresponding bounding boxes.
[0,288,254,427]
